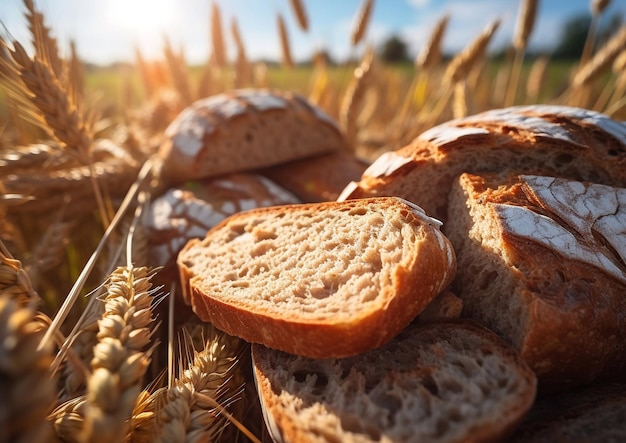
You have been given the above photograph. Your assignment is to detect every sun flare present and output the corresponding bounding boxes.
[105,0,177,35]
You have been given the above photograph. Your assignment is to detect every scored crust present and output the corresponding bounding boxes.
[446,172,626,391]
[339,105,626,223]
[177,197,456,358]
[158,88,348,184]
[252,320,537,443]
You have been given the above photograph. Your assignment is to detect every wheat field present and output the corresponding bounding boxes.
[1,0,625,441]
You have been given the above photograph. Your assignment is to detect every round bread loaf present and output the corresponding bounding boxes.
[177,197,456,358]
[446,172,626,392]
[339,105,626,223]
[158,89,348,184]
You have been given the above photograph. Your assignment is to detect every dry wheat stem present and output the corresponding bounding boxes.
[39,159,155,353]
[350,0,374,47]
[0,295,56,443]
[525,54,550,103]
[80,265,159,443]
[210,1,227,69]
[289,0,309,32]
[277,13,294,69]
[505,0,538,106]
[444,18,501,86]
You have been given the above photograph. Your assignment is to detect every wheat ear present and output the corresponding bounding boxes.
[350,0,374,47]
[289,0,309,32]
[210,1,227,69]
[505,0,538,106]
[525,54,550,103]
[277,13,295,69]
[231,18,252,88]
[154,326,249,442]
[0,294,56,443]
[580,0,612,67]
[79,266,160,443]
[415,13,450,70]
[0,240,39,307]
[340,46,375,148]
[162,38,193,105]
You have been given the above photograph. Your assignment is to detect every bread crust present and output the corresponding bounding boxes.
[158,89,348,184]
[447,172,626,391]
[177,197,456,358]
[339,105,626,222]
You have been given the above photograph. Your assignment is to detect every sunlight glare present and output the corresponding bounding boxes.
[105,0,178,44]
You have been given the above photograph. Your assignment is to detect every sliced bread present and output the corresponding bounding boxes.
[252,320,537,443]
[445,172,626,391]
[158,89,348,184]
[338,105,626,223]
[177,197,456,358]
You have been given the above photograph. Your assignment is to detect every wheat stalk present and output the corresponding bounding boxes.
[525,54,550,103]
[210,1,227,69]
[580,0,613,67]
[505,0,538,106]
[78,266,160,443]
[162,38,194,105]
[350,0,374,47]
[289,0,310,32]
[572,25,626,87]
[277,13,295,69]
[231,18,252,88]
[0,294,56,443]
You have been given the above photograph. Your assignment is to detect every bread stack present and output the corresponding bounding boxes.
[158,95,626,441]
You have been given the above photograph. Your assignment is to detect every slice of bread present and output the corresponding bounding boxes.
[158,89,348,184]
[445,172,626,392]
[177,197,456,358]
[252,320,537,443]
[339,105,626,223]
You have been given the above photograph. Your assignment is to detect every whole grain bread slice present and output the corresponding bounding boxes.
[177,197,456,358]
[252,320,537,443]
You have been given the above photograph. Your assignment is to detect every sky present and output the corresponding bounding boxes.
[0,0,625,65]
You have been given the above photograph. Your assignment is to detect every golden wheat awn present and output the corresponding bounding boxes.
[415,13,450,70]
[289,0,310,32]
[350,0,374,47]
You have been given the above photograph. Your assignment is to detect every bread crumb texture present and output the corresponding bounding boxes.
[254,321,536,443]
[183,199,428,321]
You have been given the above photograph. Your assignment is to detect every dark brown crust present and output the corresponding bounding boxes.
[258,151,369,202]
[177,197,456,358]
[341,106,626,223]
[451,173,626,392]
[252,320,537,443]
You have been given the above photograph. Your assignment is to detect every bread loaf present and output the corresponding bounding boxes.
[146,173,300,296]
[252,320,537,443]
[258,150,369,202]
[445,172,626,391]
[177,197,456,358]
[339,105,626,222]
[158,89,348,184]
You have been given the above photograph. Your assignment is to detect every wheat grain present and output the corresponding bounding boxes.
[350,0,374,47]
[210,1,227,69]
[277,13,295,69]
[79,266,159,443]
[0,294,56,443]
[444,18,501,86]
[415,14,450,70]
[0,240,39,307]
[289,0,310,32]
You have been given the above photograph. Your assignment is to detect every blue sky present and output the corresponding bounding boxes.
[1,0,625,65]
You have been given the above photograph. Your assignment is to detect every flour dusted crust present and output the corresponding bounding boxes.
[158,89,348,183]
[146,173,300,292]
[252,320,537,443]
[446,172,626,391]
[177,197,456,358]
[339,105,626,222]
